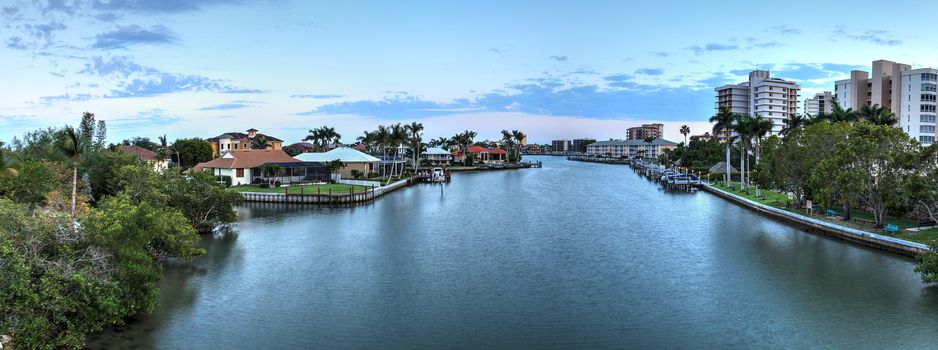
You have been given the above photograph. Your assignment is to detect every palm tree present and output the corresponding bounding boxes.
[500,130,516,163]
[429,137,450,149]
[733,114,754,191]
[859,104,898,126]
[375,125,391,180]
[56,126,82,220]
[680,125,690,145]
[781,114,807,136]
[750,114,773,196]
[827,99,858,123]
[512,130,526,162]
[405,122,424,172]
[709,107,736,187]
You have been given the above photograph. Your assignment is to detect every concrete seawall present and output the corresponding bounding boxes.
[239,179,410,204]
[701,184,929,257]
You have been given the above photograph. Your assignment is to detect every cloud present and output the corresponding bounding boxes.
[489,48,506,55]
[771,26,800,35]
[92,24,178,49]
[687,43,739,55]
[548,55,568,62]
[748,40,782,49]
[5,36,27,50]
[298,75,713,121]
[92,0,250,13]
[39,93,95,103]
[107,73,262,98]
[833,27,901,46]
[109,108,183,130]
[291,94,346,99]
[2,6,18,15]
[41,0,77,15]
[635,68,664,76]
[79,55,157,77]
[198,102,258,111]
[650,51,668,58]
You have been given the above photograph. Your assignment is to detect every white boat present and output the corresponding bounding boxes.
[430,167,446,182]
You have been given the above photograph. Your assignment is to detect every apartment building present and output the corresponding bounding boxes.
[898,69,938,145]
[834,60,911,112]
[585,138,678,159]
[626,124,664,140]
[572,138,596,153]
[715,70,800,134]
[551,139,572,153]
[803,91,833,116]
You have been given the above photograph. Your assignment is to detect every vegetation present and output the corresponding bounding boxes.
[304,126,341,151]
[0,114,239,348]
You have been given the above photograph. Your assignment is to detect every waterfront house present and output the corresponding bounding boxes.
[585,138,678,159]
[294,147,380,179]
[208,128,284,157]
[192,149,316,186]
[423,147,452,166]
[117,145,170,172]
[465,145,508,163]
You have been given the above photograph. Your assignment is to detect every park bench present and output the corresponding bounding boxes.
[918,220,937,229]
[884,224,900,235]
[825,209,838,217]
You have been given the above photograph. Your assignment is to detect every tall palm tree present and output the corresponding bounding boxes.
[512,130,526,162]
[781,114,808,136]
[375,125,391,180]
[679,125,690,145]
[709,107,736,187]
[56,126,82,220]
[750,114,773,196]
[500,130,516,163]
[405,122,424,172]
[390,124,407,178]
[429,137,450,149]
[733,114,754,191]
[827,99,858,123]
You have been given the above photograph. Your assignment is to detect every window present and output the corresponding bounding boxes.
[923,73,937,81]
[921,136,935,144]
[236,168,244,177]
[924,84,937,92]
[922,105,936,113]
[923,94,937,102]
[921,125,936,134]
[922,114,936,123]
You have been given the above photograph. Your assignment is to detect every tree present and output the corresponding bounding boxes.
[680,125,690,145]
[55,126,82,220]
[709,107,736,187]
[171,138,213,169]
[406,122,424,171]
[501,130,516,163]
[749,114,773,196]
[813,123,919,227]
[429,137,451,149]
[261,163,284,187]
[78,112,97,151]
[733,114,754,191]
[826,99,859,123]
[0,160,61,205]
[120,137,160,151]
[94,120,107,148]
[858,104,898,126]
[324,159,347,176]
[512,130,527,163]
[305,126,341,151]
[251,135,270,150]
[164,172,240,233]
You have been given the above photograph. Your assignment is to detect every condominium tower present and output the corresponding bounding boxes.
[803,91,833,116]
[715,70,800,134]
[834,60,910,113]
[626,123,664,140]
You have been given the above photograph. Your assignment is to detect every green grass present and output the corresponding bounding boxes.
[710,181,937,245]
[231,183,370,195]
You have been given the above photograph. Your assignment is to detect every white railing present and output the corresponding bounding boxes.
[336,178,382,187]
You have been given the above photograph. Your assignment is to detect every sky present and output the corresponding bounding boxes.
[1,0,937,145]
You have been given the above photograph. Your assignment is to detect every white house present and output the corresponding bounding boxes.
[422,147,452,166]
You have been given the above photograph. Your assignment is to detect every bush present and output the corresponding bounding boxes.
[367,171,380,178]
[215,175,232,188]
[273,180,282,188]
[252,177,264,185]
[351,169,364,179]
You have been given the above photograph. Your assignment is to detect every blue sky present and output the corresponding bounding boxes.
[0,0,934,144]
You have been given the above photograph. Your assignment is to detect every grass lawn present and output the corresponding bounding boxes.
[231,183,370,195]
[710,181,937,245]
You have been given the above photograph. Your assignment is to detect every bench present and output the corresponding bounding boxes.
[918,220,937,228]
[825,209,838,217]
[851,217,876,226]
[884,224,900,235]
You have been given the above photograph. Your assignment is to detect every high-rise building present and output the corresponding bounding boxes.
[834,59,936,145]
[834,59,911,112]
[572,138,596,153]
[803,91,833,116]
[551,139,572,153]
[626,123,664,140]
[715,70,800,134]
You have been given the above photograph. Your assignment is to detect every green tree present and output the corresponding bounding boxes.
[858,104,898,126]
[0,160,61,206]
[166,172,240,233]
[406,122,424,171]
[261,163,284,187]
[680,125,690,145]
[171,138,213,169]
[55,126,82,220]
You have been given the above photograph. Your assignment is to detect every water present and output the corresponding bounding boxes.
[88,156,938,349]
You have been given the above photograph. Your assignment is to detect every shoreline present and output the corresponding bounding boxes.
[700,183,929,257]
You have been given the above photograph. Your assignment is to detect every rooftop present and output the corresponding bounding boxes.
[117,145,158,161]
[192,149,299,171]
[294,147,380,163]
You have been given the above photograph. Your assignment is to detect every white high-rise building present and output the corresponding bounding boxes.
[803,91,833,116]
[898,69,938,145]
[715,70,801,135]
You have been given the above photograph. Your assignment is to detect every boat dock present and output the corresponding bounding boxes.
[630,160,701,191]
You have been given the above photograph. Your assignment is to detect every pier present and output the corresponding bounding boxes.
[629,159,701,191]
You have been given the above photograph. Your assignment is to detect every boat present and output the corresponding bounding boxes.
[430,167,446,182]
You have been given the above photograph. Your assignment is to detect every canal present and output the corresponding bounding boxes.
[89,156,938,349]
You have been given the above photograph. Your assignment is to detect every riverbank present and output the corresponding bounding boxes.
[701,183,929,257]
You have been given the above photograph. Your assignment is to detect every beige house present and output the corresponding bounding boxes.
[294,147,380,179]
[208,128,283,157]
[117,145,170,172]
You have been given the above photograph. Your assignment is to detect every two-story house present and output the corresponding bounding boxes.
[208,128,283,157]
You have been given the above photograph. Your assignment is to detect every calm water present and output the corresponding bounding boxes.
[89,156,938,349]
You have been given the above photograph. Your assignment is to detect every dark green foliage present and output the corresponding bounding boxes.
[171,138,213,169]
[0,160,61,205]
[350,169,364,179]
[216,175,233,188]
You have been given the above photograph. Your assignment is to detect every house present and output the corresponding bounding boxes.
[191,149,322,186]
[294,147,380,179]
[423,147,452,166]
[585,138,678,159]
[117,145,170,172]
[465,145,508,163]
[283,142,317,154]
[208,128,283,157]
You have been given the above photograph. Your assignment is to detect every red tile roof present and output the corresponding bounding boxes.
[117,145,158,161]
[466,146,507,154]
[192,149,299,172]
